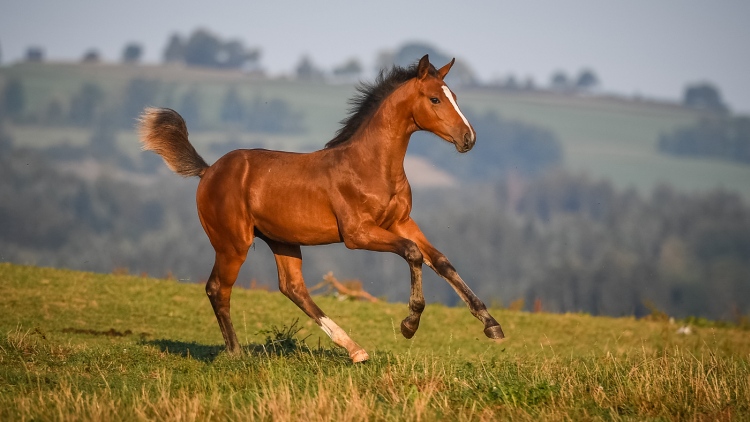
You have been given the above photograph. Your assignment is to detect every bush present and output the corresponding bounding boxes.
[658,117,750,165]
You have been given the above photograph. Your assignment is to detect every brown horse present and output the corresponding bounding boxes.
[138,55,504,363]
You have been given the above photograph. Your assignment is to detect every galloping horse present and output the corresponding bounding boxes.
[138,55,504,363]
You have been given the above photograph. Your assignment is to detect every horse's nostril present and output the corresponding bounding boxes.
[463,132,475,150]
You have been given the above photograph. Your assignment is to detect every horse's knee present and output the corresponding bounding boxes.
[402,241,423,266]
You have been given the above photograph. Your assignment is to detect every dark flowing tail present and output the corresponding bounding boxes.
[138,107,209,178]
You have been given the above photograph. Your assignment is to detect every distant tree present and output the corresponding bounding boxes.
[220,40,244,68]
[163,34,185,63]
[219,40,261,70]
[295,55,324,82]
[523,76,536,91]
[503,74,520,90]
[550,71,570,91]
[382,42,477,86]
[374,50,395,73]
[25,46,44,62]
[69,82,105,126]
[81,49,101,63]
[575,69,600,91]
[183,29,222,67]
[122,43,143,64]
[165,29,261,70]
[391,42,450,69]
[683,82,728,113]
[447,62,477,87]
[332,58,363,82]
[2,77,25,118]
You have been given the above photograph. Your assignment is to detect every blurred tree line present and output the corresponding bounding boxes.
[0,75,303,145]
[0,135,747,320]
[659,116,750,165]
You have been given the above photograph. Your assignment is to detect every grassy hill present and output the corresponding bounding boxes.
[3,62,750,199]
[1,263,748,420]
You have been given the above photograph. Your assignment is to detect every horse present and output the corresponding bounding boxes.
[138,55,504,363]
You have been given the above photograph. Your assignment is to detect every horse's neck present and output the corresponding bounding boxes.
[349,93,415,182]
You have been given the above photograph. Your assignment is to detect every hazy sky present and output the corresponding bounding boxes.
[2,1,749,112]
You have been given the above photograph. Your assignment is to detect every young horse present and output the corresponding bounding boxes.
[139,55,504,363]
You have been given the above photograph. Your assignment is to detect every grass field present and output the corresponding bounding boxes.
[1,263,748,420]
[3,62,750,200]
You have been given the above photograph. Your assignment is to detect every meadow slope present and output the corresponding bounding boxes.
[1,263,749,421]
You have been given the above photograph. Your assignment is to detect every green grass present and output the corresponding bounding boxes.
[1,263,749,420]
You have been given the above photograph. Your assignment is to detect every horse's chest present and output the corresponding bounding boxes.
[371,188,410,227]
[338,175,411,227]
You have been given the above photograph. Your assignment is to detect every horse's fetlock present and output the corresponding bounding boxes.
[411,299,426,314]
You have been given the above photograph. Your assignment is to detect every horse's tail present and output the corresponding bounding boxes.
[137,107,209,178]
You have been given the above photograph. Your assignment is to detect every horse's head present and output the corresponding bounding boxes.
[411,55,476,153]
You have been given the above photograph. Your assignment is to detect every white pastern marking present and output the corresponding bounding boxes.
[319,317,345,342]
[441,85,474,140]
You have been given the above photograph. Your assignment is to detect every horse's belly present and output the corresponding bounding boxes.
[251,195,341,246]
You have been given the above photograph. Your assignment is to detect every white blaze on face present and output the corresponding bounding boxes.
[441,85,474,140]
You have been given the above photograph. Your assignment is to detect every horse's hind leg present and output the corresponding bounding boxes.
[266,239,368,363]
[197,179,254,355]
[205,250,247,355]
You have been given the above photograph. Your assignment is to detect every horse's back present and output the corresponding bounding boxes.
[197,148,342,245]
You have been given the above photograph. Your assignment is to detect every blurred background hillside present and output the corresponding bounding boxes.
[1,1,748,320]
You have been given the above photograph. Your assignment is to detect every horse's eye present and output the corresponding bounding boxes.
[430,97,440,104]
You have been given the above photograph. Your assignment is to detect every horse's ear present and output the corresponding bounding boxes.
[417,54,431,80]
[437,58,455,80]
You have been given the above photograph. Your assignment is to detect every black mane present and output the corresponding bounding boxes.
[325,62,438,148]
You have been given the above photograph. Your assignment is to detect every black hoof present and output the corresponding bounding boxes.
[484,324,505,339]
[400,318,419,339]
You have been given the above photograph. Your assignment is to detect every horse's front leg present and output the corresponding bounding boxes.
[392,219,505,339]
[340,222,425,339]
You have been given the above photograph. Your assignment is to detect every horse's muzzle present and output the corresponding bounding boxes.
[456,132,475,153]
